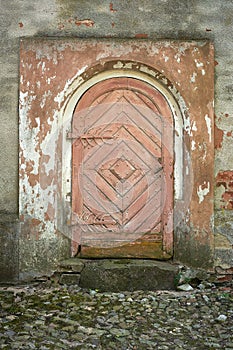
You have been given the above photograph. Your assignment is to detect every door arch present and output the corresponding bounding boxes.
[70,77,174,259]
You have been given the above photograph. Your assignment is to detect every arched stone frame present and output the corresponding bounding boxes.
[19,39,214,275]
[57,61,188,256]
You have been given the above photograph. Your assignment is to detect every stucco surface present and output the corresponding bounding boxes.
[0,0,232,278]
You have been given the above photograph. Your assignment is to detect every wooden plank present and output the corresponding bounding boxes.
[80,241,171,259]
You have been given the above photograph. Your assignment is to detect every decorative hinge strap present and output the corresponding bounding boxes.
[67,132,114,146]
[67,132,114,140]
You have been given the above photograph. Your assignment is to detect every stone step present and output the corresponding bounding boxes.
[58,259,179,291]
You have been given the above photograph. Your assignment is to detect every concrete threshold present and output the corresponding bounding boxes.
[58,258,179,292]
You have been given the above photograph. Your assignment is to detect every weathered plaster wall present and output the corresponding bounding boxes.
[0,0,233,280]
[19,38,214,274]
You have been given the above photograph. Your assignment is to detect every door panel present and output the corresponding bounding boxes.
[71,77,173,258]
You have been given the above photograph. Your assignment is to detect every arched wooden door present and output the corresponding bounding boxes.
[70,77,174,259]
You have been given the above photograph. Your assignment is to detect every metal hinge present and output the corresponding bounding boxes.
[67,132,114,146]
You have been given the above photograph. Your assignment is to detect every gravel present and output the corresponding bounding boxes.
[0,282,232,349]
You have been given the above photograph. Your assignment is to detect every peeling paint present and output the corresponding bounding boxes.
[47,76,56,85]
[19,38,215,274]
[109,3,117,12]
[195,59,204,68]
[183,115,191,135]
[20,91,29,105]
[205,114,212,142]
[216,171,233,209]
[40,91,52,109]
[214,122,224,149]
[139,65,156,77]
[197,182,210,203]
[191,140,196,150]
[198,141,207,161]
[184,119,197,136]
[75,19,95,27]
[163,55,169,62]
[192,121,197,132]
[113,61,124,69]
[54,66,87,108]
[113,61,133,69]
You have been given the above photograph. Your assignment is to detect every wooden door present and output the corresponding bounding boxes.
[70,78,174,259]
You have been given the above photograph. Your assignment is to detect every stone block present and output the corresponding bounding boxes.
[19,233,70,281]
[0,216,19,282]
[59,258,85,273]
[59,273,81,285]
[79,259,179,292]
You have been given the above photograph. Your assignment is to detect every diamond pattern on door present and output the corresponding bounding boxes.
[109,158,136,181]
[71,77,174,258]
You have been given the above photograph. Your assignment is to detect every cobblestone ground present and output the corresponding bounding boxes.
[0,283,232,350]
